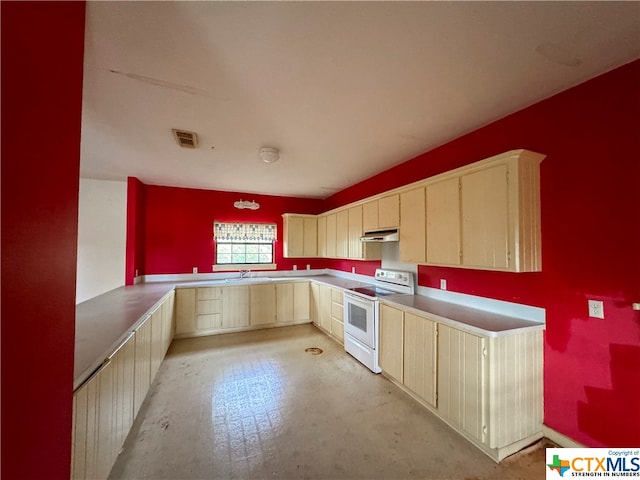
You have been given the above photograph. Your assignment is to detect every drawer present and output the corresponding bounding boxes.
[331,318,344,342]
[196,287,222,300]
[196,299,221,315]
[196,313,222,331]
[331,288,343,304]
[331,301,343,321]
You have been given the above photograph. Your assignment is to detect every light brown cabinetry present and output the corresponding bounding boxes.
[318,284,332,333]
[310,282,320,326]
[437,324,485,443]
[315,283,344,343]
[330,287,344,343]
[276,282,310,324]
[72,292,175,480]
[283,214,317,258]
[403,311,437,407]
[347,205,382,261]
[325,213,337,258]
[426,177,461,266]
[317,215,327,257]
[399,187,426,263]
[194,287,222,331]
[222,285,250,329]
[363,195,400,232]
[348,205,363,259]
[250,283,276,326]
[379,304,404,383]
[378,300,543,462]
[427,149,545,272]
[336,209,349,259]
[176,282,310,337]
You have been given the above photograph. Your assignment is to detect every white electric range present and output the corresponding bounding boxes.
[343,269,414,373]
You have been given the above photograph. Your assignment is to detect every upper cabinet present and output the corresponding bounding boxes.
[425,177,461,266]
[399,187,427,263]
[283,150,544,270]
[363,194,400,232]
[445,149,544,272]
[283,214,317,258]
[400,149,544,272]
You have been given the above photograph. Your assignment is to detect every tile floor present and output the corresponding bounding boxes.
[109,324,550,479]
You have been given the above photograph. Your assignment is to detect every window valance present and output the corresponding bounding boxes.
[214,222,277,243]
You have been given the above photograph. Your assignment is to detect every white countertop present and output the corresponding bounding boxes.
[74,273,543,389]
[381,294,545,337]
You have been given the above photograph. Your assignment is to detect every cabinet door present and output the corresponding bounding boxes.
[222,285,249,329]
[403,312,437,407]
[73,373,99,480]
[362,200,379,232]
[293,282,310,321]
[310,283,320,325]
[175,288,196,335]
[303,217,318,257]
[149,307,163,380]
[400,187,426,263]
[326,213,337,258]
[317,215,327,258]
[336,209,349,258]
[348,205,363,259]
[133,316,152,416]
[161,291,175,354]
[250,284,276,325]
[276,283,294,323]
[426,177,461,266]
[378,194,400,229]
[438,324,486,443]
[379,304,404,383]
[318,284,332,333]
[461,164,509,270]
[283,215,304,258]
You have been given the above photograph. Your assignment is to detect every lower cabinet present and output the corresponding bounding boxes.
[315,284,344,343]
[378,302,542,462]
[72,291,175,480]
[175,282,311,337]
[250,284,276,326]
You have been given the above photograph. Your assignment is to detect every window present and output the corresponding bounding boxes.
[214,222,277,266]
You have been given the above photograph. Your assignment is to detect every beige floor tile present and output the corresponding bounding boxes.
[109,324,548,480]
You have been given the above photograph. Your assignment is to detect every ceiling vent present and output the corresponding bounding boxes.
[172,129,198,149]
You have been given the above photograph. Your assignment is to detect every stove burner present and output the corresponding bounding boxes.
[349,287,398,299]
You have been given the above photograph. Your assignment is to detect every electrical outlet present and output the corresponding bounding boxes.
[440,279,447,290]
[588,300,604,319]
[352,267,356,274]
[293,265,297,270]
[193,267,198,274]
[306,264,310,270]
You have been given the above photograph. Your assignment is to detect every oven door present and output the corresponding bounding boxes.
[343,292,377,349]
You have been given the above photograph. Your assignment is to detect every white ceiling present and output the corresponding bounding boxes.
[81,1,640,199]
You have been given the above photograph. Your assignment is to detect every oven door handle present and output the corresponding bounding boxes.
[343,291,371,304]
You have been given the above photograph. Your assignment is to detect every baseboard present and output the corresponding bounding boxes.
[542,425,586,448]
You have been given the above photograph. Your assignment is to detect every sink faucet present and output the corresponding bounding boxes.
[239,269,251,278]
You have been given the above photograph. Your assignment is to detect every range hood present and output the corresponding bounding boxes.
[360,229,399,243]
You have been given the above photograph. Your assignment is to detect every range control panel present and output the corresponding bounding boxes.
[374,269,413,287]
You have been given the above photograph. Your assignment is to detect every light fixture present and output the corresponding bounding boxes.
[234,199,260,210]
[259,146,279,164]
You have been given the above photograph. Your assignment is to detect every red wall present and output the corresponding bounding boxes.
[141,185,326,275]
[1,2,86,478]
[325,60,640,447]
[126,177,147,285]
